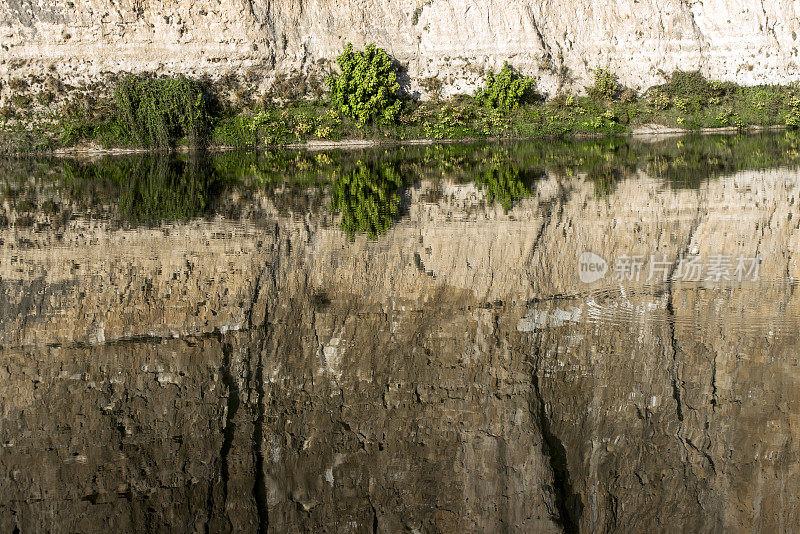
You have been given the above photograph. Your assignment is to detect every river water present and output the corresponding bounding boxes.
[1,133,800,532]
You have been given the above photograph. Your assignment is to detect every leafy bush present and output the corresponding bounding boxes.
[211,108,283,147]
[114,75,209,147]
[60,111,95,145]
[36,91,55,106]
[0,106,15,120]
[421,102,480,138]
[588,69,621,101]
[11,95,31,109]
[674,97,696,114]
[8,78,27,91]
[328,43,401,126]
[661,70,725,102]
[475,62,536,111]
[750,89,776,111]
[647,91,671,111]
[219,108,296,145]
[92,117,131,148]
[329,162,402,239]
[211,114,258,147]
[787,97,800,129]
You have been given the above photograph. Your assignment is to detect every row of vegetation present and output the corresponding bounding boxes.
[3,44,800,153]
[4,132,800,237]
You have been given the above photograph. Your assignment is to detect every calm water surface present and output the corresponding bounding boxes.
[2,133,800,532]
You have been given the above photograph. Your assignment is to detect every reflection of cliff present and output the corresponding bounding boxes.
[0,337,255,532]
[3,157,800,531]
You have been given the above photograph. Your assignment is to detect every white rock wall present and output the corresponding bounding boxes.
[1,0,799,98]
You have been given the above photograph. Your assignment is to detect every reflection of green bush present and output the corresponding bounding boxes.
[117,158,212,222]
[585,166,621,197]
[329,162,402,239]
[474,155,534,212]
[7,131,800,228]
[62,156,215,223]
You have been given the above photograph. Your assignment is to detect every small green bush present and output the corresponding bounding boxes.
[422,102,480,139]
[787,97,800,129]
[114,75,209,147]
[211,114,259,147]
[8,78,27,91]
[328,43,401,126]
[93,116,135,148]
[588,69,621,101]
[662,70,724,102]
[36,91,55,106]
[647,91,671,111]
[475,62,536,111]
[11,95,31,109]
[674,96,697,114]
[60,111,95,145]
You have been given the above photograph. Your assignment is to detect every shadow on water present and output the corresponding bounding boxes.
[2,131,800,235]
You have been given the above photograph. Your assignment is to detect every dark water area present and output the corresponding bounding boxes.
[2,132,800,532]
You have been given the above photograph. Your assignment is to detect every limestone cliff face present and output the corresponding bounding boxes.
[2,160,800,531]
[1,0,799,99]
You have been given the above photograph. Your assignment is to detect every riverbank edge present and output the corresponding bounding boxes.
[29,123,787,158]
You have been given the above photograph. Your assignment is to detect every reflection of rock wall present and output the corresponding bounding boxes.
[1,0,800,99]
[3,166,800,531]
[0,336,258,532]
[0,219,272,347]
[259,290,559,532]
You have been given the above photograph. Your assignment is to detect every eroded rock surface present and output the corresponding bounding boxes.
[1,0,800,97]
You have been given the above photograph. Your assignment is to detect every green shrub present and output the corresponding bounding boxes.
[93,117,133,148]
[329,161,402,239]
[328,43,401,126]
[211,108,302,146]
[674,97,692,114]
[8,78,27,91]
[662,70,724,102]
[211,114,259,147]
[114,75,209,147]
[787,97,800,129]
[0,106,14,120]
[475,62,536,111]
[422,102,480,138]
[60,111,95,145]
[588,69,621,101]
[36,91,55,106]
[647,91,671,111]
[11,95,31,109]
